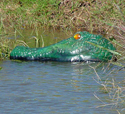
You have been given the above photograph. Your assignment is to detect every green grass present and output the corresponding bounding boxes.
[0,0,61,29]
[0,0,125,60]
[0,0,124,30]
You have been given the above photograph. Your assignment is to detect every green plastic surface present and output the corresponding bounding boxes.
[10,31,116,62]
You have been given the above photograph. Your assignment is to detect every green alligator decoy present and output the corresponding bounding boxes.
[10,31,116,62]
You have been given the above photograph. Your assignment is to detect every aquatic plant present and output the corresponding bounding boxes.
[0,32,29,60]
[0,36,10,59]
[89,63,125,114]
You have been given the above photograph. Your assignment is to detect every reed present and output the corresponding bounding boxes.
[0,30,28,60]
[89,63,125,114]
[0,36,11,59]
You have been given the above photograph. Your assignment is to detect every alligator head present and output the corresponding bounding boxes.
[10,31,116,62]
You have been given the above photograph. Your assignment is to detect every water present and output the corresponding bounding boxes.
[0,30,125,114]
[0,60,125,114]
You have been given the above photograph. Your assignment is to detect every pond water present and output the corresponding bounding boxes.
[0,29,125,114]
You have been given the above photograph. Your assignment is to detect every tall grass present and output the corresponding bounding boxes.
[0,0,124,58]
[0,0,61,29]
[0,36,11,59]
[0,1,124,38]
[89,63,125,114]
[0,29,29,60]
[1,0,124,30]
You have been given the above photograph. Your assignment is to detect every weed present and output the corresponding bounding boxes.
[0,0,125,60]
[90,63,125,114]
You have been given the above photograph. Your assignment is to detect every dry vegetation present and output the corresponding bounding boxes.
[0,0,125,59]
[0,0,124,59]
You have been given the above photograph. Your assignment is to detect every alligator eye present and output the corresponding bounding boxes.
[74,34,81,40]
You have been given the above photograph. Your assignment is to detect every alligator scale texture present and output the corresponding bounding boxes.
[10,31,116,62]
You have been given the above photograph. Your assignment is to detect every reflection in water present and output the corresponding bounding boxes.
[10,29,75,48]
